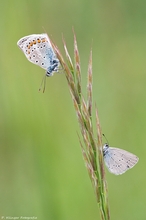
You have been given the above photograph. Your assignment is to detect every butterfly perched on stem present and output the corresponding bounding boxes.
[17,34,60,92]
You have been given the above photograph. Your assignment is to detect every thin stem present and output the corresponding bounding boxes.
[52,32,110,220]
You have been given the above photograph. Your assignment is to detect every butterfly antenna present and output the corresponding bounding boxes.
[43,74,47,93]
[42,26,47,33]
[39,74,46,93]
[102,134,109,145]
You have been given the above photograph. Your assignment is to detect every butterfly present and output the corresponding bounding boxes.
[103,143,139,175]
[17,33,60,91]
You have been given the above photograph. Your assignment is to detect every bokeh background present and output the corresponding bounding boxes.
[0,1,145,219]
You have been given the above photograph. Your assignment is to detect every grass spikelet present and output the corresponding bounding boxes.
[73,29,81,99]
[53,31,110,220]
[87,49,93,117]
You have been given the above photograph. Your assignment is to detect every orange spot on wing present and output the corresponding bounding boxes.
[37,39,41,43]
[30,42,33,46]
[42,38,46,43]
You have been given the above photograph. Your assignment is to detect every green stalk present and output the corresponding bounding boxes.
[52,32,110,220]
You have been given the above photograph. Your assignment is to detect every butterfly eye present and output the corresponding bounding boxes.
[52,59,58,64]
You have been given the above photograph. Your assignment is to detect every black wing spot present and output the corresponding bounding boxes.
[42,63,44,66]
[36,60,38,63]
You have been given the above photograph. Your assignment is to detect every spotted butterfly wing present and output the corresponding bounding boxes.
[17,34,59,76]
[103,144,139,175]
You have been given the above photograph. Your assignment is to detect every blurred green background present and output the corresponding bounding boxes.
[0,0,145,219]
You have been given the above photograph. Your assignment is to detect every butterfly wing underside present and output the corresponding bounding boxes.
[104,147,139,175]
[17,34,56,71]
